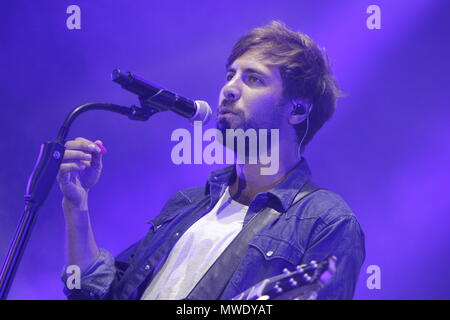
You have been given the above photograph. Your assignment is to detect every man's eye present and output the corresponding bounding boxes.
[247,75,263,84]
[226,73,234,82]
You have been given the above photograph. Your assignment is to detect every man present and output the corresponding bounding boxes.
[58,21,365,300]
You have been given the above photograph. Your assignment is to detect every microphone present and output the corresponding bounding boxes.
[111,69,212,124]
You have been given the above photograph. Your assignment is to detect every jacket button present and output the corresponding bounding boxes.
[266,250,274,257]
[175,232,180,237]
[145,264,150,271]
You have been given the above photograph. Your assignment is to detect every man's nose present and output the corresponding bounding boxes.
[222,79,241,102]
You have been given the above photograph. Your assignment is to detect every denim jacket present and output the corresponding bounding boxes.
[63,158,365,300]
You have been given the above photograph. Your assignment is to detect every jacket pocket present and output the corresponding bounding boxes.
[248,233,304,266]
[145,190,197,231]
[146,210,181,232]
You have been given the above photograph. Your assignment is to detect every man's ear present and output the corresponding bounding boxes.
[288,100,311,125]
[289,112,308,125]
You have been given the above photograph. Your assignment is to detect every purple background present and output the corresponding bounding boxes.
[1,0,449,299]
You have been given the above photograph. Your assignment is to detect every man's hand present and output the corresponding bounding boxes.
[57,137,105,210]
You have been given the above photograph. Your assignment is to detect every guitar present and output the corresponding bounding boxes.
[232,256,337,300]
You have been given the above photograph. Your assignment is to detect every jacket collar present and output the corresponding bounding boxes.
[205,157,312,213]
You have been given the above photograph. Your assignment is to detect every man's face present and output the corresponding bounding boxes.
[216,50,289,134]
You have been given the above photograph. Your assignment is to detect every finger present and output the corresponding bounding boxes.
[91,140,106,169]
[65,137,93,149]
[61,160,91,170]
[63,149,92,162]
[80,160,91,167]
[65,138,102,154]
[58,162,87,176]
[90,151,103,170]
[94,140,107,154]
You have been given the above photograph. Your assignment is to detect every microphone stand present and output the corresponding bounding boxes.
[0,102,159,300]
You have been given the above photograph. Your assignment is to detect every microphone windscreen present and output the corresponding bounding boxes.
[192,100,212,124]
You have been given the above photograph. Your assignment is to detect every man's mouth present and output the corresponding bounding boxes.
[218,107,237,115]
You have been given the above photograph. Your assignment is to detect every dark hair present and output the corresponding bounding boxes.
[226,21,342,152]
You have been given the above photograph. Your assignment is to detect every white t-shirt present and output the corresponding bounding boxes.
[140,186,248,300]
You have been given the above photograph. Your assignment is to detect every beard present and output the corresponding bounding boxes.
[216,108,255,148]
[215,108,281,159]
